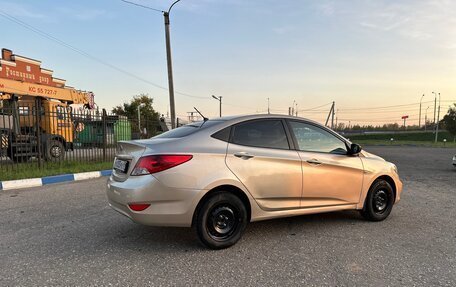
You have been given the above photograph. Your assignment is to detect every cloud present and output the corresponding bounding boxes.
[0,1,44,18]
[356,0,455,46]
[317,2,335,16]
[54,7,112,21]
[74,9,108,21]
[273,25,295,35]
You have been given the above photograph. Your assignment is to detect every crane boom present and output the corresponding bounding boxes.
[0,78,94,106]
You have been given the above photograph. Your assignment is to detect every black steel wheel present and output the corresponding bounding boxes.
[195,191,248,249]
[45,140,65,162]
[360,179,395,221]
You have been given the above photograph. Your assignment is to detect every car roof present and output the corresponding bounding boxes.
[214,114,322,126]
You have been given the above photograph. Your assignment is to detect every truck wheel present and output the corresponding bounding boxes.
[45,140,65,161]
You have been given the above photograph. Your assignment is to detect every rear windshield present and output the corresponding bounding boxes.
[153,120,224,138]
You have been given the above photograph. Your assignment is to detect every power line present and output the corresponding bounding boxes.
[339,100,435,111]
[298,102,333,112]
[120,0,164,13]
[0,10,208,100]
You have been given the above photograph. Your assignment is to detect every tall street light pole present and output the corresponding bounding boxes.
[121,0,181,129]
[432,91,437,128]
[212,95,222,117]
[164,0,181,129]
[425,106,429,131]
[435,93,441,143]
[419,94,424,128]
[137,103,145,137]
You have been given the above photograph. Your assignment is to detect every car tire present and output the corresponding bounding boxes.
[360,179,395,221]
[195,191,248,249]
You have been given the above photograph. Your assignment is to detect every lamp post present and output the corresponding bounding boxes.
[164,0,181,129]
[137,103,145,136]
[435,93,441,143]
[432,91,437,128]
[212,95,222,117]
[121,0,181,129]
[425,106,429,131]
[419,94,424,128]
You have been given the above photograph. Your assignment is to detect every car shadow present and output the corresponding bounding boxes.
[93,210,364,253]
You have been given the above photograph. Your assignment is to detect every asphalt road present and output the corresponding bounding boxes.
[1,146,455,286]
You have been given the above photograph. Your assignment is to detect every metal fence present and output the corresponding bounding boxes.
[0,104,160,175]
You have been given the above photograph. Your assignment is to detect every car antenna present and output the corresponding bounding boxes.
[194,107,209,122]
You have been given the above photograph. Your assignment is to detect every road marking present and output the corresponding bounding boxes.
[74,171,101,181]
[1,178,42,190]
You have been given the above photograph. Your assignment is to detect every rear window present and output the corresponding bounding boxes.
[232,119,290,149]
[154,120,224,138]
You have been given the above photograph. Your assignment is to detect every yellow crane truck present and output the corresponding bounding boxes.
[0,48,94,162]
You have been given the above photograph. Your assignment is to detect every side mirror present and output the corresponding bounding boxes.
[349,143,362,155]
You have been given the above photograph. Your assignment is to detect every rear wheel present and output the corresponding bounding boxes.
[195,192,248,249]
[360,179,394,221]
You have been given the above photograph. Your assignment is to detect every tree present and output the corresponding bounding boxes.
[442,103,456,142]
[112,94,160,138]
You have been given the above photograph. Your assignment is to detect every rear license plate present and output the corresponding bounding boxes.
[114,159,128,173]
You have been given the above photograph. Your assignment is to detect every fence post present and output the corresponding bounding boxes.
[35,97,43,169]
[102,109,107,161]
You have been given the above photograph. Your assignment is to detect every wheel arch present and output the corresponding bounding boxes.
[42,134,68,149]
[376,175,397,202]
[192,184,252,227]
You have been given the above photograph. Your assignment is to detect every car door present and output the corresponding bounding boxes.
[225,119,302,211]
[286,120,364,208]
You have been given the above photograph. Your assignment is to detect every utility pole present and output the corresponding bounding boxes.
[121,0,182,129]
[212,95,222,117]
[331,101,335,129]
[419,94,424,128]
[164,10,176,129]
[137,103,145,135]
[432,91,437,129]
[295,103,298,117]
[425,106,429,131]
[435,93,441,143]
[325,101,335,128]
[267,98,270,114]
[138,105,141,132]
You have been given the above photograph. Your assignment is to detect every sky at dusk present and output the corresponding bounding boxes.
[1,0,455,126]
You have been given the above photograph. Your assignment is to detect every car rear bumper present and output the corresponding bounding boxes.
[106,174,206,227]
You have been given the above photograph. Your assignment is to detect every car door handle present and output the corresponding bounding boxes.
[234,152,254,159]
[306,159,322,165]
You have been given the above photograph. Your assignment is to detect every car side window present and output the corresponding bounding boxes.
[232,119,290,149]
[289,121,347,154]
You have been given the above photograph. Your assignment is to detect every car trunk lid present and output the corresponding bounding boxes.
[111,138,180,182]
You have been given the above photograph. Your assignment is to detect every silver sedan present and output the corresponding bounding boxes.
[106,115,403,249]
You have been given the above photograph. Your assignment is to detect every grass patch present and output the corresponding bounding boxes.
[348,131,454,142]
[348,131,456,147]
[0,161,113,181]
[354,139,456,148]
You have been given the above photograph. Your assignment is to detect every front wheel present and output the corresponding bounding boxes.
[195,192,248,249]
[360,179,395,221]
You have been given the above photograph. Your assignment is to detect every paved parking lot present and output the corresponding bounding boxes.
[0,146,455,286]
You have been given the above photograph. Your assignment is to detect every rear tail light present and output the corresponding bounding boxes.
[131,154,193,176]
[128,203,151,211]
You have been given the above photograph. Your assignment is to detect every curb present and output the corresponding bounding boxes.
[0,170,112,191]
